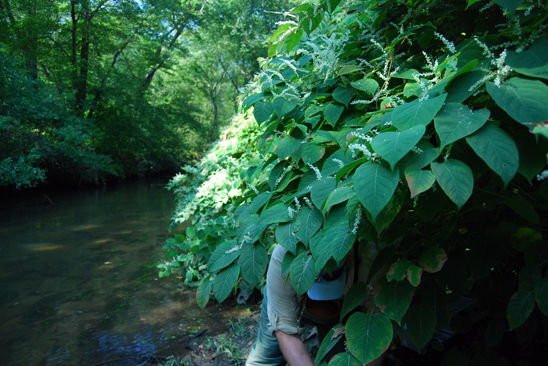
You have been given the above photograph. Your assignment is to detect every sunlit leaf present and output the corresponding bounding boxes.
[253,101,273,125]
[346,312,393,364]
[333,86,356,107]
[273,97,299,117]
[249,192,273,214]
[277,136,303,159]
[351,78,378,95]
[208,240,240,272]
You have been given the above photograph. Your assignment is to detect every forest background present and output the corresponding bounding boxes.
[0,0,298,190]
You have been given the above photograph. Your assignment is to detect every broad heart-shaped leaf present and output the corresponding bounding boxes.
[277,136,302,159]
[328,353,361,366]
[302,142,326,165]
[212,265,240,303]
[249,192,273,214]
[238,242,268,288]
[320,222,356,265]
[340,282,368,321]
[418,247,448,273]
[535,277,548,317]
[400,140,440,171]
[273,97,299,117]
[253,101,273,125]
[405,166,435,198]
[324,103,345,127]
[386,260,413,282]
[290,252,316,296]
[275,221,299,254]
[258,204,291,226]
[311,177,337,209]
[431,159,473,209]
[434,103,490,149]
[346,312,393,364]
[514,126,548,183]
[333,86,356,107]
[506,35,548,80]
[374,279,415,323]
[295,207,323,246]
[487,78,548,125]
[392,93,447,130]
[353,162,400,222]
[406,304,436,353]
[208,240,241,272]
[285,26,303,52]
[371,125,426,171]
[466,122,519,188]
[351,78,378,95]
[315,324,344,366]
[507,288,535,330]
[196,276,212,309]
[242,93,267,110]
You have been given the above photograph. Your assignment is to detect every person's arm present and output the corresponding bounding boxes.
[274,330,314,366]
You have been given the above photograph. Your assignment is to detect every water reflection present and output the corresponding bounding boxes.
[0,180,239,366]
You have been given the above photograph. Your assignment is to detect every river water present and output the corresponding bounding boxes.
[0,180,242,366]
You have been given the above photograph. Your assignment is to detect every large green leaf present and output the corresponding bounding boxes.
[238,214,267,243]
[213,265,240,303]
[418,247,448,273]
[311,177,337,209]
[295,207,323,246]
[392,93,447,130]
[431,159,473,209]
[400,140,439,170]
[275,221,300,254]
[346,312,393,364]
[253,101,274,125]
[506,35,548,80]
[386,260,413,282]
[258,204,291,226]
[445,71,488,103]
[243,93,267,110]
[319,222,356,265]
[268,161,286,190]
[196,276,213,309]
[487,78,548,125]
[302,142,326,164]
[277,136,302,159]
[434,103,490,148]
[466,122,519,187]
[507,288,535,330]
[406,305,436,352]
[371,125,425,170]
[324,103,345,127]
[208,240,241,272]
[290,252,316,296]
[493,0,523,14]
[324,186,355,211]
[249,192,273,214]
[333,86,356,107]
[351,78,378,95]
[374,279,415,323]
[340,282,368,321]
[535,277,548,317]
[273,97,299,117]
[285,26,303,52]
[405,166,435,198]
[514,127,548,183]
[238,242,268,288]
[353,162,400,221]
[329,353,361,366]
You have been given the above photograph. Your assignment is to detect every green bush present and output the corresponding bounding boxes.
[165,0,548,364]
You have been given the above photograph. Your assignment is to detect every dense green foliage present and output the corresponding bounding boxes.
[0,0,295,187]
[165,0,548,364]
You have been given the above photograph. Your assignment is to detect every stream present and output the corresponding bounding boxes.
[0,179,244,366]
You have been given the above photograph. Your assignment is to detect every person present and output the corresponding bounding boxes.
[246,242,385,366]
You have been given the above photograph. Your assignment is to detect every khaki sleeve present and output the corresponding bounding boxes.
[266,245,301,336]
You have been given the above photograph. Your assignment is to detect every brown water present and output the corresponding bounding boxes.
[0,180,243,366]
